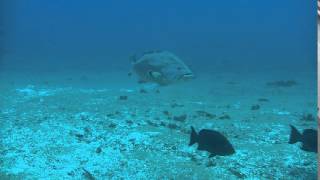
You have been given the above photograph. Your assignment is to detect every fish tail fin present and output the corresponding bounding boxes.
[189,126,198,146]
[289,125,302,144]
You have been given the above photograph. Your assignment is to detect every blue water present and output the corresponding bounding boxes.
[0,1,317,179]
[2,0,316,73]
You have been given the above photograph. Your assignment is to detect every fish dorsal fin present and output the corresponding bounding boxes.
[189,126,198,146]
[289,125,302,144]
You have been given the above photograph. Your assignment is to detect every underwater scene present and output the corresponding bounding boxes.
[0,1,318,179]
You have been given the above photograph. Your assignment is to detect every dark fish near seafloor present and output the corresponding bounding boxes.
[289,125,317,153]
[130,50,194,86]
[189,126,235,157]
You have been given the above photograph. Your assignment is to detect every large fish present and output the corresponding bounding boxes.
[130,51,194,86]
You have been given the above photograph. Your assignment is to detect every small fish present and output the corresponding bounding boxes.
[289,125,317,153]
[189,126,235,157]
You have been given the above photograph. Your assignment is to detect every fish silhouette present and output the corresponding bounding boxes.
[289,125,317,153]
[189,126,235,157]
[131,51,194,86]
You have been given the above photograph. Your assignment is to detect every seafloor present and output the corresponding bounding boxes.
[0,70,317,179]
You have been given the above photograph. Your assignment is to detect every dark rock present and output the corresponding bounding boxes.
[171,102,184,108]
[266,80,297,87]
[196,111,216,119]
[300,113,315,121]
[80,114,90,121]
[139,89,147,93]
[206,160,216,167]
[106,113,114,117]
[163,111,170,116]
[119,96,128,100]
[160,121,166,126]
[75,134,84,140]
[167,123,179,129]
[147,120,158,127]
[180,128,191,134]
[171,145,177,150]
[188,153,198,163]
[84,127,91,134]
[219,114,231,120]
[108,123,117,128]
[173,114,187,122]
[258,98,269,102]
[251,105,260,110]
[126,120,133,125]
[67,171,75,177]
[96,147,102,154]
